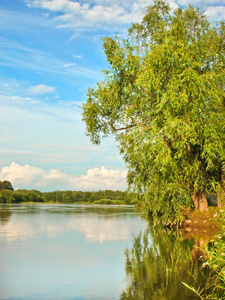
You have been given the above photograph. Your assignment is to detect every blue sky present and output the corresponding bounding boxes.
[0,0,224,192]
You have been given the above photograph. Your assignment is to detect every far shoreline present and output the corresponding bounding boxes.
[4,201,134,206]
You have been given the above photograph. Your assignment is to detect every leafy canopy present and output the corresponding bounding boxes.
[82,0,225,222]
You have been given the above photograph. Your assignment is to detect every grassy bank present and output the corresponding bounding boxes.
[202,210,225,299]
[183,209,225,299]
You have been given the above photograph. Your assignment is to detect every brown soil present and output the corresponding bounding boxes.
[181,207,222,241]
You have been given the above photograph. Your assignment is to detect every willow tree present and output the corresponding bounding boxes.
[82,0,225,219]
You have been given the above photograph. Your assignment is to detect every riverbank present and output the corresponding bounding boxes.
[182,208,225,299]
[181,207,223,240]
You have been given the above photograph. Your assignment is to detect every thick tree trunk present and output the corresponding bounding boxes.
[218,173,225,209]
[191,191,208,211]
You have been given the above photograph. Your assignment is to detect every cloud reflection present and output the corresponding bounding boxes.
[0,206,142,244]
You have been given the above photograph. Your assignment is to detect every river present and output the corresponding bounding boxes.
[0,204,207,300]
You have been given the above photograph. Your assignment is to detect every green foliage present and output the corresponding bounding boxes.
[182,210,225,299]
[93,199,125,205]
[0,189,15,203]
[13,190,30,203]
[82,0,225,219]
[3,189,132,205]
[0,181,15,203]
[202,210,225,299]
[0,181,132,205]
[27,190,43,203]
[0,180,14,191]
[14,189,44,203]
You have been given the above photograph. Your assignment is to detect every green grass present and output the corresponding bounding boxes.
[183,209,225,299]
[202,210,225,299]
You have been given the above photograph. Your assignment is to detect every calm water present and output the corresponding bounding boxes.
[0,204,147,300]
[0,204,207,300]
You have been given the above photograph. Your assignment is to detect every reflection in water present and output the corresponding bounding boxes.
[0,205,12,225]
[0,204,212,300]
[120,221,209,300]
[0,204,147,300]
[0,204,140,243]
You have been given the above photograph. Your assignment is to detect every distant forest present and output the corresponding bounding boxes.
[0,180,134,205]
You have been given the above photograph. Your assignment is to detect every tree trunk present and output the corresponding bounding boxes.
[218,172,225,209]
[191,191,208,211]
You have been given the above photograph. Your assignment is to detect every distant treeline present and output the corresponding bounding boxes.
[0,181,134,205]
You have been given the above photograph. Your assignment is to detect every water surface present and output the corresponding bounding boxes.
[0,204,208,300]
[0,204,147,300]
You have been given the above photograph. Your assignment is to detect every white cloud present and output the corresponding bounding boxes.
[26,0,148,29]
[63,62,76,67]
[205,6,225,20]
[175,0,225,20]
[73,54,82,59]
[26,0,225,30]
[0,94,39,104]
[58,99,81,107]
[0,149,70,164]
[0,135,17,142]
[0,37,101,80]
[28,84,56,94]
[0,162,127,191]
[0,206,140,243]
[80,166,127,190]
[0,79,22,91]
[177,0,224,6]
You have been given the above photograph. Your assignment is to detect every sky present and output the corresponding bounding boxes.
[0,0,224,192]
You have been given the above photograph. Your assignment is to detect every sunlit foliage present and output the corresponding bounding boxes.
[82,0,225,222]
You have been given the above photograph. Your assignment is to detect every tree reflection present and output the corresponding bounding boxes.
[0,205,12,225]
[120,221,209,300]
